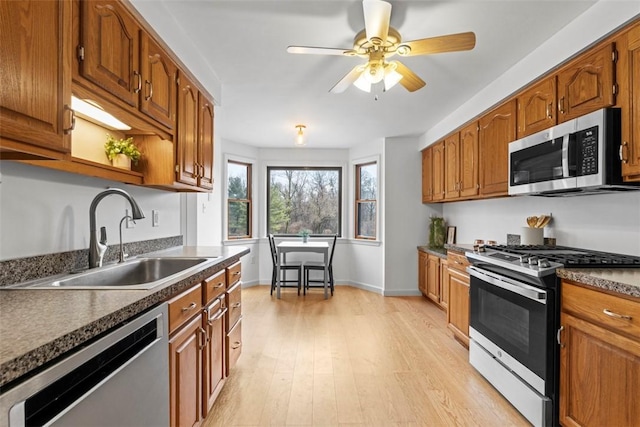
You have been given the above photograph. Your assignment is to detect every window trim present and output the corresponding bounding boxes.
[354,160,378,240]
[227,159,252,240]
[266,165,343,237]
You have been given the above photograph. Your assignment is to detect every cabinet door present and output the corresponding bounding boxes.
[226,318,242,375]
[421,148,433,202]
[557,43,615,122]
[439,259,449,310]
[140,33,176,129]
[447,268,470,347]
[559,312,640,427]
[621,24,640,179]
[517,76,557,138]
[198,94,214,190]
[459,122,479,198]
[426,255,441,304]
[431,141,445,201]
[169,315,204,427]
[444,133,460,200]
[479,101,516,197]
[418,251,428,296]
[203,301,226,417]
[0,0,71,157]
[80,0,139,107]
[177,74,199,187]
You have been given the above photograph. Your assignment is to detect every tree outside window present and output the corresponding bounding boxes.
[228,161,251,239]
[355,162,377,239]
[267,167,341,236]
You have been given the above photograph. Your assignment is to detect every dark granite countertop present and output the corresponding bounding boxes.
[557,268,640,298]
[0,246,249,388]
[444,243,475,253]
[417,246,447,258]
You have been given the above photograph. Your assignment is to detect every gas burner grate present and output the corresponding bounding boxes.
[484,245,640,268]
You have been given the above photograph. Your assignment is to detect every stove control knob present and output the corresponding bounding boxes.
[528,256,539,266]
[538,258,551,268]
[519,255,529,264]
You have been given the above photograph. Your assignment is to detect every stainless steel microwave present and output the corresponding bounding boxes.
[508,108,639,197]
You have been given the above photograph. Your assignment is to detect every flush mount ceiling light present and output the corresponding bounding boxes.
[295,124,306,146]
[71,96,131,130]
[287,0,476,94]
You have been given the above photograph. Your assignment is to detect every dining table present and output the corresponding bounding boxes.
[276,240,330,299]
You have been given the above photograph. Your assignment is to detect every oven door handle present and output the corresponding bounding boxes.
[468,266,547,303]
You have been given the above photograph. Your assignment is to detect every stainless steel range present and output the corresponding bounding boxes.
[465,245,640,427]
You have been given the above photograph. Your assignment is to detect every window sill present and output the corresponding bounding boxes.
[348,238,382,247]
[223,238,259,246]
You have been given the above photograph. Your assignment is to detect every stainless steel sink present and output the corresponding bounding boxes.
[6,257,217,290]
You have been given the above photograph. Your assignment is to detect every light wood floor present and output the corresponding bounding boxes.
[204,285,529,426]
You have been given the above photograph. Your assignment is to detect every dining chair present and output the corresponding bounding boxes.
[268,234,303,295]
[303,234,337,295]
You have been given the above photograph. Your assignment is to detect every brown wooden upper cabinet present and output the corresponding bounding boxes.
[0,0,72,159]
[479,100,516,197]
[432,141,446,202]
[421,147,433,202]
[517,77,557,138]
[557,43,616,122]
[444,133,460,200]
[78,0,177,130]
[459,122,480,198]
[177,73,214,190]
[619,22,640,181]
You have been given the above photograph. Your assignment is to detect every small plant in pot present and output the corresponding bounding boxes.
[104,134,141,169]
[299,229,311,243]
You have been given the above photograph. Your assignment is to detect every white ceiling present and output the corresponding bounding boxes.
[130,0,599,149]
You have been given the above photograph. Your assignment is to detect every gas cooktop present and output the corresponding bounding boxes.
[484,245,640,267]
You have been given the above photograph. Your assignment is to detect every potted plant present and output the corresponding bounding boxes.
[299,229,310,243]
[104,134,141,170]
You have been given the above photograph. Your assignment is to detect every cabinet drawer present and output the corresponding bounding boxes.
[203,270,226,305]
[226,262,242,288]
[447,251,470,273]
[226,318,242,375]
[226,281,242,332]
[562,281,640,340]
[168,284,203,334]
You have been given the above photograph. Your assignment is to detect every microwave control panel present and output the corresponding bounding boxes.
[576,126,598,176]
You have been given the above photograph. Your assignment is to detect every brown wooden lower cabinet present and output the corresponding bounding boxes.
[559,281,640,427]
[203,295,226,418]
[417,250,447,310]
[169,313,204,427]
[446,251,470,347]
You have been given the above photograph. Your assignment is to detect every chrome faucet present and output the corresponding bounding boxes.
[89,188,145,268]
[118,215,132,263]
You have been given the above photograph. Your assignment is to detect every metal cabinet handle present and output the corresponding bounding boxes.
[231,341,242,350]
[198,326,208,350]
[603,309,632,320]
[214,282,225,289]
[144,80,153,101]
[547,102,553,119]
[557,326,564,348]
[233,271,241,276]
[558,97,565,114]
[64,106,76,134]
[181,302,197,312]
[133,71,142,93]
[620,142,629,164]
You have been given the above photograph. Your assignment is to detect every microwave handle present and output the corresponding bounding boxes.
[562,134,570,177]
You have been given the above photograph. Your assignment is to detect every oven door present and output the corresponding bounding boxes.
[468,265,555,396]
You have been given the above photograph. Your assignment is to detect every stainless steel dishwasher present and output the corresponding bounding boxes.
[0,303,169,427]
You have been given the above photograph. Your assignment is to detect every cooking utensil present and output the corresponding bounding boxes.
[537,215,551,228]
[526,216,538,228]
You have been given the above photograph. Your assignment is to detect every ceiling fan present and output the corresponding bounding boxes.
[287,0,476,93]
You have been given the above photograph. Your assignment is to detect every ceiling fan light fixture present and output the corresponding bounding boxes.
[354,73,372,92]
[383,64,403,91]
[295,124,306,146]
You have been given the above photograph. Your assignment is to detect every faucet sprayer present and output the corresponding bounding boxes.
[89,188,145,268]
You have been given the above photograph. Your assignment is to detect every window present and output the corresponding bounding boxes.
[227,161,252,239]
[355,161,377,239]
[267,167,342,236]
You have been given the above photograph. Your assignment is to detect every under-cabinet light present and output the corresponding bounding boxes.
[71,96,131,131]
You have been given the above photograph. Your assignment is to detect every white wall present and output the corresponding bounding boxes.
[384,136,443,296]
[443,193,640,256]
[0,161,181,260]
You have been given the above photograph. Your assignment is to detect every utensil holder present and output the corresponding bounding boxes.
[521,227,544,245]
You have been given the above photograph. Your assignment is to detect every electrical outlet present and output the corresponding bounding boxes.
[125,209,135,228]
[250,256,256,265]
[152,210,159,227]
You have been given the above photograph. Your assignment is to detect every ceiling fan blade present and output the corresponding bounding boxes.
[392,61,426,92]
[398,32,476,56]
[329,65,364,93]
[287,46,354,56]
[363,0,391,43]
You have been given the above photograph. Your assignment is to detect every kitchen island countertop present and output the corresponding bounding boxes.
[0,245,249,388]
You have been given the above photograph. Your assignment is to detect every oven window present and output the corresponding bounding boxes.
[478,289,529,350]
[510,137,566,185]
